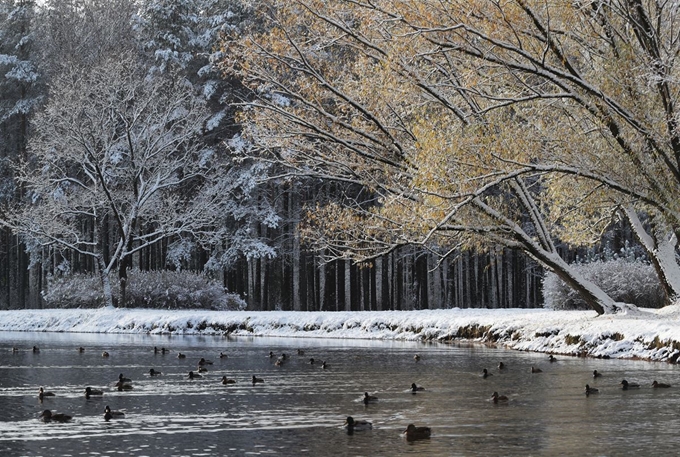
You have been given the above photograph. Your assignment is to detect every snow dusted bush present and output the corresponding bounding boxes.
[543,258,665,310]
[43,269,246,310]
[42,273,108,308]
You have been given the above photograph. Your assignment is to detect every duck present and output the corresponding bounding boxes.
[38,387,55,401]
[78,347,85,353]
[33,346,40,353]
[197,366,208,373]
[482,368,493,379]
[115,381,133,391]
[280,353,288,360]
[411,383,425,393]
[221,376,236,385]
[154,346,159,354]
[309,358,315,365]
[620,379,640,390]
[297,349,305,356]
[498,362,505,370]
[161,347,169,354]
[40,409,72,423]
[102,351,110,357]
[321,361,328,369]
[198,357,213,366]
[252,375,264,384]
[12,347,18,353]
[274,357,284,367]
[344,416,372,431]
[188,371,202,380]
[652,380,671,388]
[177,353,186,359]
[149,369,162,376]
[219,352,227,359]
[118,373,131,383]
[548,355,557,362]
[585,384,599,395]
[363,392,378,404]
[414,354,421,362]
[85,387,104,398]
[593,370,602,378]
[268,351,275,358]
[531,366,542,373]
[403,424,431,441]
[103,405,125,421]
[491,391,508,403]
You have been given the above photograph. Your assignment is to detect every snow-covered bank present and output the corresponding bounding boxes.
[1,307,680,362]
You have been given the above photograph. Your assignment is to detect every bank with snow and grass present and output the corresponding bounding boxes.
[2,306,680,363]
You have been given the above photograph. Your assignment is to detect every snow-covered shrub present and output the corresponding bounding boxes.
[42,273,108,308]
[43,269,246,310]
[543,258,665,310]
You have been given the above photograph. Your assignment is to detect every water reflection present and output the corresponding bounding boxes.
[0,332,677,456]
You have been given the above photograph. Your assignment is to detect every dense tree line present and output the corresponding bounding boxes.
[0,0,667,312]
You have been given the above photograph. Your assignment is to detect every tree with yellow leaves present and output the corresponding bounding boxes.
[222,1,680,314]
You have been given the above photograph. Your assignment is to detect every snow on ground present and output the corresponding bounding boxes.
[1,306,680,363]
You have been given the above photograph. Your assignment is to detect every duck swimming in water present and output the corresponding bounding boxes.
[620,379,640,390]
[411,383,425,393]
[548,355,557,362]
[188,371,202,380]
[403,424,431,441]
[491,392,509,403]
[221,376,236,385]
[652,380,671,388]
[593,370,602,378]
[252,375,264,384]
[482,368,493,379]
[85,387,104,398]
[40,409,72,423]
[118,373,131,383]
[531,366,542,373]
[585,385,599,395]
[149,369,162,376]
[498,362,505,370]
[38,387,55,401]
[363,392,378,404]
[344,416,372,432]
[103,405,125,421]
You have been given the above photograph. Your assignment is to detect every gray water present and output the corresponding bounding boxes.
[0,332,678,456]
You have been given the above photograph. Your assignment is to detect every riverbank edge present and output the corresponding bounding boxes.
[0,307,679,363]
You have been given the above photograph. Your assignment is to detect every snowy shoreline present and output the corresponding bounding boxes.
[1,306,679,363]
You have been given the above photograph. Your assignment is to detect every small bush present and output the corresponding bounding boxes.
[543,258,665,310]
[41,273,107,308]
[43,269,247,310]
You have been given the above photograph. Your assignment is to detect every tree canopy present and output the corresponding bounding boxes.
[222,0,680,314]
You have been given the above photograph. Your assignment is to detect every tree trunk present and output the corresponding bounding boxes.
[97,256,114,308]
[623,207,680,304]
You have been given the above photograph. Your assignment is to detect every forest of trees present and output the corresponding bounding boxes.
[0,0,675,313]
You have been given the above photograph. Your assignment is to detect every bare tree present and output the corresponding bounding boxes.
[12,54,220,307]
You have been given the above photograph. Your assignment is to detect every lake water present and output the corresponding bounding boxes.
[0,332,677,456]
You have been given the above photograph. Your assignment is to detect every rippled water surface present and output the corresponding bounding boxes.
[0,331,678,456]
